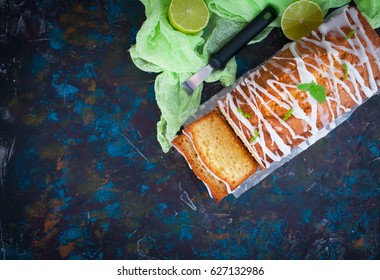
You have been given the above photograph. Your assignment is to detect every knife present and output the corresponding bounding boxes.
[182,5,277,94]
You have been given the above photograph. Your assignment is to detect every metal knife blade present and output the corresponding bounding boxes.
[181,65,213,93]
[181,5,277,94]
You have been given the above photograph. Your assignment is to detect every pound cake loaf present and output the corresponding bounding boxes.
[218,6,380,169]
[172,110,257,202]
[173,6,380,201]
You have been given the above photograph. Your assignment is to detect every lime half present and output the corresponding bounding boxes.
[168,0,210,35]
[281,0,323,41]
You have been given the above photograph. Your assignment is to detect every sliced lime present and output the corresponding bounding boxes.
[168,0,210,35]
[281,0,323,41]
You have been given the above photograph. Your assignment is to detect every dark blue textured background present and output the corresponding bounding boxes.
[0,0,379,260]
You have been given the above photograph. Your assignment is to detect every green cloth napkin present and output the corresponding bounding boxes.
[355,0,380,29]
[129,0,379,152]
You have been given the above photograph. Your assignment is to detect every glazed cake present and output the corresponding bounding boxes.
[218,6,380,169]
[173,6,380,201]
[172,110,257,202]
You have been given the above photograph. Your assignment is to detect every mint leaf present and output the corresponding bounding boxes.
[297,82,316,91]
[249,129,259,142]
[298,82,326,104]
[342,63,348,80]
[309,84,326,103]
[282,108,294,121]
[345,29,355,40]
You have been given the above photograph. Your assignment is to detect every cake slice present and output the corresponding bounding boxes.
[172,109,257,202]
[172,134,228,202]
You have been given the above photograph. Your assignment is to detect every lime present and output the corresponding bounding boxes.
[281,0,323,41]
[168,0,210,35]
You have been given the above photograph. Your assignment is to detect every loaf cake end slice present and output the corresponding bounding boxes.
[172,134,229,202]
[183,110,257,194]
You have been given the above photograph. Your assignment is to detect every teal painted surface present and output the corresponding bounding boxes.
[0,0,379,259]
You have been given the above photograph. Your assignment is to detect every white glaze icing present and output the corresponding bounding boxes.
[182,130,233,194]
[218,7,380,169]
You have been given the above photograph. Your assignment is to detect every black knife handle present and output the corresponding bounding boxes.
[209,6,277,70]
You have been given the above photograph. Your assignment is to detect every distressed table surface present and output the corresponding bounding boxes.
[0,1,379,260]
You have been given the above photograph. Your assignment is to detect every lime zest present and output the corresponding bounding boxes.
[237,108,251,119]
[282,108,294,121]
[345,29,355,40]
[249,129,259,143]
[342,63,349,80]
